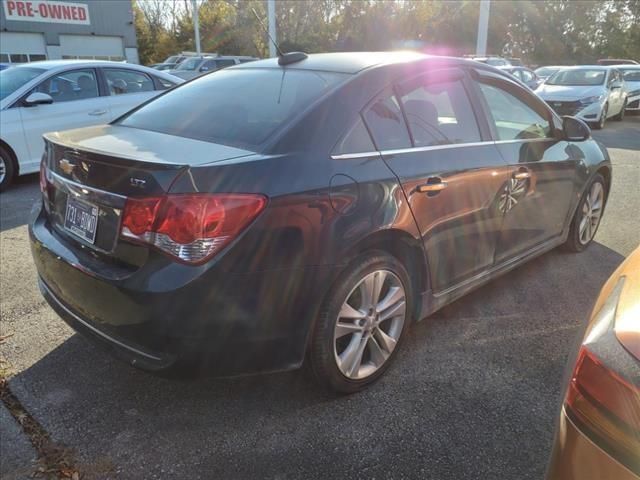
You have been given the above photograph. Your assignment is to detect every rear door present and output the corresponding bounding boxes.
[101,67,161,120]
[19,68,110,169]
[471,69,579,263]
[364,68,510,293]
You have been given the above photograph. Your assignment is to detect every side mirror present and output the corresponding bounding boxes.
[563,116,591,141]
[24,92,53,106]
[611,81,622,90]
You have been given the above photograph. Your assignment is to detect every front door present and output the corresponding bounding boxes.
[362,69,510,293]
[472,70,579,263]
[19,68,110,170]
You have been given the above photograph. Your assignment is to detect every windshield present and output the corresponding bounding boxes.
[0,67,45,100]
[620,69,640,82]
[535,67,559,77]
[177,58,202,71]
[546,69,606,86]
[118,68,349,148]
[165,56,179,64]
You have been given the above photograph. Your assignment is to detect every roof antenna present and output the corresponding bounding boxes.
[251,8,308,66]
[252,8,284,57]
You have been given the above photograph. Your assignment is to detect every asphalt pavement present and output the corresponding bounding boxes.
[1,117,639,479]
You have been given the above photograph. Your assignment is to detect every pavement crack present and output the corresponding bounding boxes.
[0,376,80,479]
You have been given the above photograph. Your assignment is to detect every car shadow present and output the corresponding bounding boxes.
[0,174,40,232]
[591,115,640,151]
[5,242,625,480]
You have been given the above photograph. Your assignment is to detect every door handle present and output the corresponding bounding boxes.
[513,170,531,180]
[417,178,448,194]
[88,109,107,116]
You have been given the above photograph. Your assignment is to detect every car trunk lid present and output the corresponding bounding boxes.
[41,125,256,268]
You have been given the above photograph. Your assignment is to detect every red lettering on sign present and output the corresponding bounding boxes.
[16,1,26,16]
[70,6,78,19]
[61,5,71,19]
[38,3,47,17]
[25,2,34,16]
[47,4,61,18]
[5,1,16,15]
[78,7,86,21]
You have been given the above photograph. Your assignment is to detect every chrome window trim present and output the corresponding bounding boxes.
[331,137,553,160]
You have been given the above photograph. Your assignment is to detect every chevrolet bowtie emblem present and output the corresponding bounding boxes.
[59,158,76,175]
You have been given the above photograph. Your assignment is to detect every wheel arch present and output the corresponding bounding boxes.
[341,228,430,321]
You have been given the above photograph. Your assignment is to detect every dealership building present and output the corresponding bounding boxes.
[0,0,139,64]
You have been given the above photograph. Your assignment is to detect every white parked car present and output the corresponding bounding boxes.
[535,66,628,130]
[618,65,640,113]
[0,61,183,190]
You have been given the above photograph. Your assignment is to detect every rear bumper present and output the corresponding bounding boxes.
[546,409,639,480]
[30,203,338,376]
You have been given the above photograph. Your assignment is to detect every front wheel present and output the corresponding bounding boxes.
[592,104,608,130]
[563,174,606,252]
[308,251,412,393]
[613,100,627,121]
[0,147,16,192]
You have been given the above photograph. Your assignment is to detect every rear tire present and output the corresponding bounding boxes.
[0,146,16,192]
[308,251,412,394]
[562,173,606,253]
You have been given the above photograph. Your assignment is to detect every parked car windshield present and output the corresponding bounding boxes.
[118,68,349,148]
[546,69,606,86]
[619,68,640,82]
[0,66,45,100]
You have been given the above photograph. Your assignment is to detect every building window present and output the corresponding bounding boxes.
[0,53,48,63]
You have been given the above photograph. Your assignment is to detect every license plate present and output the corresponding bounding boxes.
[64,196,99,244]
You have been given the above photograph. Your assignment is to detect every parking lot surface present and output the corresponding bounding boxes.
[1,117,639,479]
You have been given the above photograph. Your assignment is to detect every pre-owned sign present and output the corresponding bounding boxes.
[3,0,91,25]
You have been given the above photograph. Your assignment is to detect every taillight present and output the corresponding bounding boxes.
[121,193,267,264]
[563,276,640,473]
[565,346,640,471]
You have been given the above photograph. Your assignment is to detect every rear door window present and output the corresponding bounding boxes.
[333,116,375,155]
[104,69,154,95]
[362,90,411,150]
[396,72,481,147]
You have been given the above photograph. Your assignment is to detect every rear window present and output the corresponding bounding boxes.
[118,68,348,148]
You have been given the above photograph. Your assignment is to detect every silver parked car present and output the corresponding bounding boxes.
[168,55,258,81]
[498,66,541,90]
[535,66,628,129]
[534,65,565,82]
[618,65,640,112]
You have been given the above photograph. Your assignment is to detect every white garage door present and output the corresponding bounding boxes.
[59,34,124,61]
[0,32,47,63]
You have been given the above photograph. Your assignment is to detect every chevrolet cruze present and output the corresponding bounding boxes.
[31,53,612,393]
[536,66,628,129]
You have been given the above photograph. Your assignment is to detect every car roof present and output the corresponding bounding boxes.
[7,60,182,79]
[10,59,130,70]
[232,51,431,74]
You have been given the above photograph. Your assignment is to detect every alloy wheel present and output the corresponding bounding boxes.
[579,181,604,245]
[333,269,406,380]
[599,105,608,129]
[0,156,6,185]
